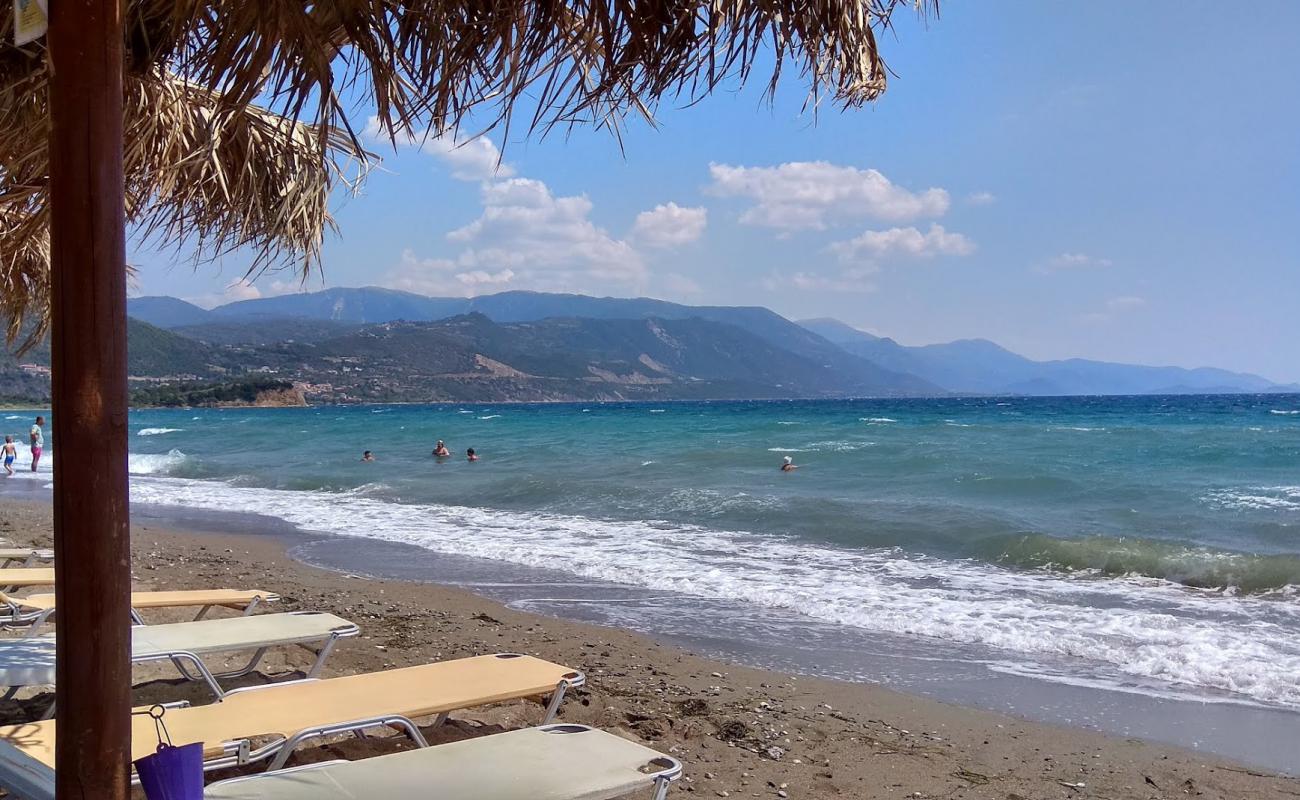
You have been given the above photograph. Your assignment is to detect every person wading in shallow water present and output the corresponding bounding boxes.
[432,440,450,458]
[466,448,479,462]
[29,416,43,472]
[780,455,798,472]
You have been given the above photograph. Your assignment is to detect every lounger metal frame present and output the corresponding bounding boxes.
[2,591,278,633]
[5,612,358,716]
[193,654,585,773]
[0,551,54,569]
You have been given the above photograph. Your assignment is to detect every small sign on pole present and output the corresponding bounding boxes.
[13,0,48,45]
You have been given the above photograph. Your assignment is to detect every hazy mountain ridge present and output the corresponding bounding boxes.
[117,288,1296,399]
[798,318,1294,396]
[220,314,934,402]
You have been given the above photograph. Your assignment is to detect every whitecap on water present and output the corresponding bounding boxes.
[478,414,502,420]
[124,476,1300,710]
[860,417,897,423]
[1269,409,1300,415]
[128,449,187,475]
[1205,486,1300,512]
[137,427,182,436]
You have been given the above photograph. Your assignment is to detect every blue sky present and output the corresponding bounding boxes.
[131,2,1300,382]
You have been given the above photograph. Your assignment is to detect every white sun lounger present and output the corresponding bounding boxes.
[1,588,278,630]
[205,723,683,800]
[0,653,585,774]
[0,551,53,569]
[0,612,358,705]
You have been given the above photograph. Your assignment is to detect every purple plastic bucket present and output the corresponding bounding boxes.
[134,742,204,800]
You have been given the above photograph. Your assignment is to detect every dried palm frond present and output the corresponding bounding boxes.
[0,0,933,347]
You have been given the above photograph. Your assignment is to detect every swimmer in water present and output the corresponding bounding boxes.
[780,455,798,472]
[432,440,450,458]
[466,447,479,462]
[361,450,375,462]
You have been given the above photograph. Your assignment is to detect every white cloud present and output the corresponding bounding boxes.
[223,279,261,301]
[1106,295,1146,312]
[1080,295,1147,324]
[828,223,976,263]
[966,191,997,206]
[661,272,704,297]
[364,117,514,181]
[184,278,264,308]
[631,203,708,248]
[762,267,879,294]
[707,161,950,231]
[388,177,645,296]
[1037,252,1114,273]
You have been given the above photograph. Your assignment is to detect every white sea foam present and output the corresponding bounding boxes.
[649,409,666,414]
[128,450,187,475]
[766,447,807,453]
[457,409,474,414]
[641,461,656,467]
[1206,486,1300,512]
[1269,409,1300,415]
[861,417,897,423]
[4,415,21,420]
[126,475,1300,710]
[806,441,873,452]
[1050,426,1106,432]
[776,421,801,426]
[478,415,502,420]
[137,427,182,437]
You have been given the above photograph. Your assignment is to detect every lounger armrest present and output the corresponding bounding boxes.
[221,677,320,698]
[266,714,429,771]
[0,739,56,800]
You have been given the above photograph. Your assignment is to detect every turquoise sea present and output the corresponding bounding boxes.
[5,395,1300,762]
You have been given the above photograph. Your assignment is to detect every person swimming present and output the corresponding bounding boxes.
[361,450,375,462]
[466,447,479,462]
[780,455,798,472]
[432,440,450,458]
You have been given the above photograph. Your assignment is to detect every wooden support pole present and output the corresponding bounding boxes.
[47,0,132,796]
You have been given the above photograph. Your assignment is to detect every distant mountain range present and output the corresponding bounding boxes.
[797,318,1296,396]
[20,286,1271,403]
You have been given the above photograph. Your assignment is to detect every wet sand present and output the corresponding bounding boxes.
[1,498,1297,799]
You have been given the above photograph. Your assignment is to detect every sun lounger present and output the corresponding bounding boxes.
[205,723,683,800]
[1,588,278,630]
[0,611,358,704]
[0,653,585,773]
[0,570,54,594]
[0,550,53,569]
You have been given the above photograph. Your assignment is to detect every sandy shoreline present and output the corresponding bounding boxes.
[1,498,1297,799]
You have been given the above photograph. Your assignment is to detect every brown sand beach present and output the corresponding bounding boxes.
[1,498,1297,800]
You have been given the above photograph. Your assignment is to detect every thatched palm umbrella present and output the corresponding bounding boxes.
[0,0,932,795]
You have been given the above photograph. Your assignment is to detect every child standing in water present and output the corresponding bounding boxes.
[2,436,15,476]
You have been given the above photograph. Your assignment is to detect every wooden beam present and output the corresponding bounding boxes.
[47,0,132,796]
